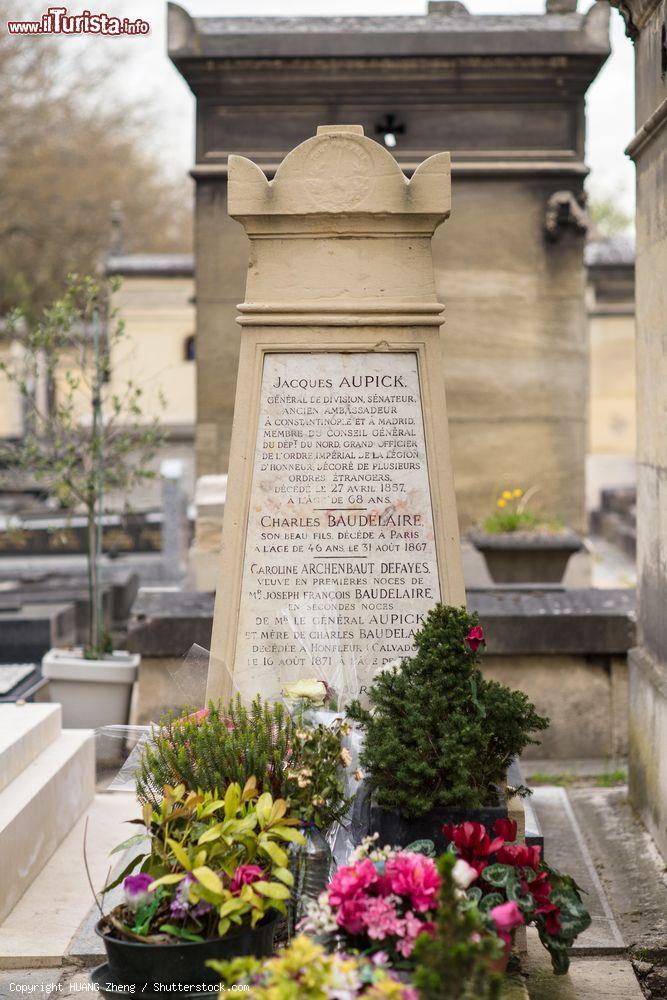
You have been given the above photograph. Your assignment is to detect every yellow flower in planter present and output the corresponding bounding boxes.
[496,498,507,508]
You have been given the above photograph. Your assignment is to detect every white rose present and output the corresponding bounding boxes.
[282,678,328,705]
[452,858,479,890]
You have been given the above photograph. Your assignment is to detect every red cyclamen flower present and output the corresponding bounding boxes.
[465,626,485,652]
[442,821,504,876]
[494,818,518,843]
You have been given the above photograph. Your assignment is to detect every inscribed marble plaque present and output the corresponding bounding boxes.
[234,351,442,698]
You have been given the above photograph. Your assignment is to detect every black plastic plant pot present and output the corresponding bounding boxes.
[95,914,277,989]
[370,799,508,854]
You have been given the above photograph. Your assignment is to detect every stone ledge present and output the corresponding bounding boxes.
[127,587,636,658]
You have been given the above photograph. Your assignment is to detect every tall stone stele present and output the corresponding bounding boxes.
[207,126,465,703]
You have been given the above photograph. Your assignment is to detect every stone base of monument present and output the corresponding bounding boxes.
[468,530,584,585]
[42,648,139,730]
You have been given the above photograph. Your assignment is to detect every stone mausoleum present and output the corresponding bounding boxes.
[168,0,610,568]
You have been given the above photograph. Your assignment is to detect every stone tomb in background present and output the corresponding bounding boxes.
[207,126,465,702]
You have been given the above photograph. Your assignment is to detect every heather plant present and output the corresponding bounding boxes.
[136,695,351,831]
[347,605,549,815]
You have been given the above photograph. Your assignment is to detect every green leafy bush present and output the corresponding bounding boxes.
[347,605,549,815]
[103,779,304,942]
[136,695,351,831]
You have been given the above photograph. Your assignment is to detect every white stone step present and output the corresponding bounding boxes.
[0,729,95,924]
[0,791,134,968]
[0,704,62,793]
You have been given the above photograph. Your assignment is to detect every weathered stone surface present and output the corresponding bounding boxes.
[127,589,214,656]
[171,4,610,535]
[618,0,667,863]
[485,656,624,759]
[0,603,76,663]
[208,125,465,701]
[469,588,636,655]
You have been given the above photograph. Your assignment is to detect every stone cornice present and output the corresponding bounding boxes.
[626,93,667,159]
[610,0,663,38]
[191,159,589,181]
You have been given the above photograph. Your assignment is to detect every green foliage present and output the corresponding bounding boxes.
[596,769,626,788]
[0,275,165,656]
[209,934,411,998]
[482,486,562,534]
[107,779,304,941]
[469,861,590,976]
[348,605,549,815]
[589,195,633,239]
[413,853,503,1000]
[535,869,592,975]
[136,696,352,832]
[483,510,543,534]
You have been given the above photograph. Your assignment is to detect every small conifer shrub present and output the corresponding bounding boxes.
[347,604,549,816]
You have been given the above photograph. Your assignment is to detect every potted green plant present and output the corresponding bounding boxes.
[95,778,304,989]
[347,605,549,850]
[0,275,164,727]
[135,694,353,923]
[210,933,416,999]
[468,487,583,585]
[444,817,591,975]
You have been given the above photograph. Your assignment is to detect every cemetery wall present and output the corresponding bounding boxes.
[616,0,667,859]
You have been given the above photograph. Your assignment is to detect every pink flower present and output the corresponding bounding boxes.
[465,626,485,652]
[395,910,433,958]
[490,900,524,944]
[385,853,440,913]
[363,896,402,940]
[336,897,368,936]
[175,707,209,726]
[328,858,379,906]
[229,864,264,894]
[371,951,390,966]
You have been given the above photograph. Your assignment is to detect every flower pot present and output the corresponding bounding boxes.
[468,529,583,585]
[369,796,507,854]
[42,647,139,729]
[95,915,277,989]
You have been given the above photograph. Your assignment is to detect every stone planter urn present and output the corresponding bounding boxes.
[42,647,139,729]
[468,529,583,585]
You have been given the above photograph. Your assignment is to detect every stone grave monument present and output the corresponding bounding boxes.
[207,125,465,703]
